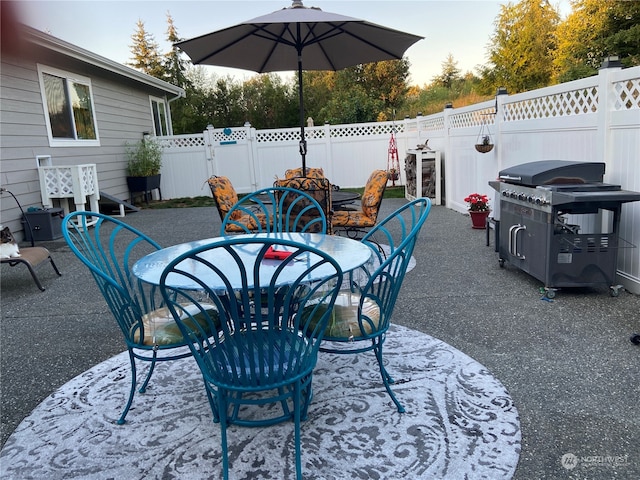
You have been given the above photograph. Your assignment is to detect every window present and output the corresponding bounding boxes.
[37,65,99,146]
[150,96,170,136]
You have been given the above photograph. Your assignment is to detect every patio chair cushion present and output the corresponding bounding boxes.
[133,304,219,346]
[360,170,388,218]
[331,210,377,228]
[331,170,387,228]
[223,212,269,233]
[284,167,325,179]
[273,177,333,233]
[304,293,381,339]
[207,176,241,220]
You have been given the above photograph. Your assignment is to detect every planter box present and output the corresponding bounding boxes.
[127,175,162,204]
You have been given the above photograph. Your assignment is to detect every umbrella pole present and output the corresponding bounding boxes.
[297,46,307,176]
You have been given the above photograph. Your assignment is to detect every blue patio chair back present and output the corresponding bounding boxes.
[159,237,343,480]
[221,186,327,235]
[314,197,432,412]
[62,211,204,425]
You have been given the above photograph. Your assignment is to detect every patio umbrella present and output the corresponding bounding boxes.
[175,0,423,174]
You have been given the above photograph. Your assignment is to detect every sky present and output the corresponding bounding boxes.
[17,0,572,87]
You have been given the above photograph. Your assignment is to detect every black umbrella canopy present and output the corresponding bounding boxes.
[176,0,423,172]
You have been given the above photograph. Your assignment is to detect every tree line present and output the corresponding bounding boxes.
[128,0,639,134]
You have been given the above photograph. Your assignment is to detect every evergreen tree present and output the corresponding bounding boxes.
[163,12,190,88]
[432,54,462,89]
[128,19,164,78]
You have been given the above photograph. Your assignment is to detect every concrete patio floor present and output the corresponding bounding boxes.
[1,198,639,479]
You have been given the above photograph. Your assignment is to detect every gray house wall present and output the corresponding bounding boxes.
[0,27,183,238]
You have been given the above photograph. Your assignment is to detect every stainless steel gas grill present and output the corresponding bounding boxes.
[491,160,640,298]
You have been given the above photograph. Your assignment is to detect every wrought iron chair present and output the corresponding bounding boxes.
[332,169,388,238]
[159,237,343,480]
[307,197,432,412]
[207,175,270,233]
[273,176,334,234]
[220,185,328,235]
[284,166,325,179]
[0,188,61,291]
[62,211,218,425]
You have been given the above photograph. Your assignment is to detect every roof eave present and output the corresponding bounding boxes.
[24,26,185,99]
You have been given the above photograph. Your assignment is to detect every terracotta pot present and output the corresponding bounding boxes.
[469,210,490,229]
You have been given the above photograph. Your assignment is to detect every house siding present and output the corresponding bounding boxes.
[0,34,180,237]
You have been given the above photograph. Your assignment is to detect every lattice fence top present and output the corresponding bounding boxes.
[503,87,599,121]
[418,116,445,132]
[256,129,303,143]
[449,108,496,129]
[157,135,206,149]
[613,79,640,110]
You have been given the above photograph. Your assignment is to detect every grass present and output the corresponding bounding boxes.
[144,186,406,209]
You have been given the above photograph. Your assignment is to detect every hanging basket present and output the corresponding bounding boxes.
[475,143,494,153]
[475,112,495,154]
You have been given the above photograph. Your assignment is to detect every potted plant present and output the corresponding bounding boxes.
[464,192,491,229]
[125,138,163,203]
[475,135,494,153]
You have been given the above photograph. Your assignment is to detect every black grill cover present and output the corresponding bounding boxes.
[499,160,605,186]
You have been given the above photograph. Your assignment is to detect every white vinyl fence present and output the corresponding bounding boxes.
[157,64,640,293]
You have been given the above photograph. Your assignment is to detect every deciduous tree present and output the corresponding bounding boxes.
[481,0,560,94]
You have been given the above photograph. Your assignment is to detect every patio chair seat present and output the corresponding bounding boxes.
[221,186,327,235]
[315,198,432,413]
[305,293,381,338]
[331,210,377,228]
[134,304,219,345]
[333,170,387,236]
[1,246,61,291]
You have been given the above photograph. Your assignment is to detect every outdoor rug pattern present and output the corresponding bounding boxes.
[0,325,521,479]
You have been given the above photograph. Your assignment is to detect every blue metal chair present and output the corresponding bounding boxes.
[308,198,432,412]
[220,186,327,235]
[159,237,343,480]
[62,212,217,425]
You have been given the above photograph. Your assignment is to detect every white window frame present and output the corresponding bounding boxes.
[149,96,170,136]
[37,64,100,147]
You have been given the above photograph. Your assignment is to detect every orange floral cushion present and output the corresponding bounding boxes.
[332,210,377,228]
[284,167,325,179]
[361,170,387,218]
[208,176,241,220]
[274,177,332,233]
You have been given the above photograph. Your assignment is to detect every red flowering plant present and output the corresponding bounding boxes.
[464,193,490,212]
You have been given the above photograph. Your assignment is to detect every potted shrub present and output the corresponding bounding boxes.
[125,138,163,203]
[464,192,491,229]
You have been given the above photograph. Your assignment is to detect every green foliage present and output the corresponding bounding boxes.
[482,0,560,94]
[125,139,163,177]
[554,0,640,82]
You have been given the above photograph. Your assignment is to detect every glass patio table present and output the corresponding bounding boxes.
[132,232,372,290]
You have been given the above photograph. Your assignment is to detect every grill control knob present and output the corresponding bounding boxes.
[535,197,542,205]
[510,191,517,199]
[502,190,509,197]
[527,195,534,203]
[518,193,526,201]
